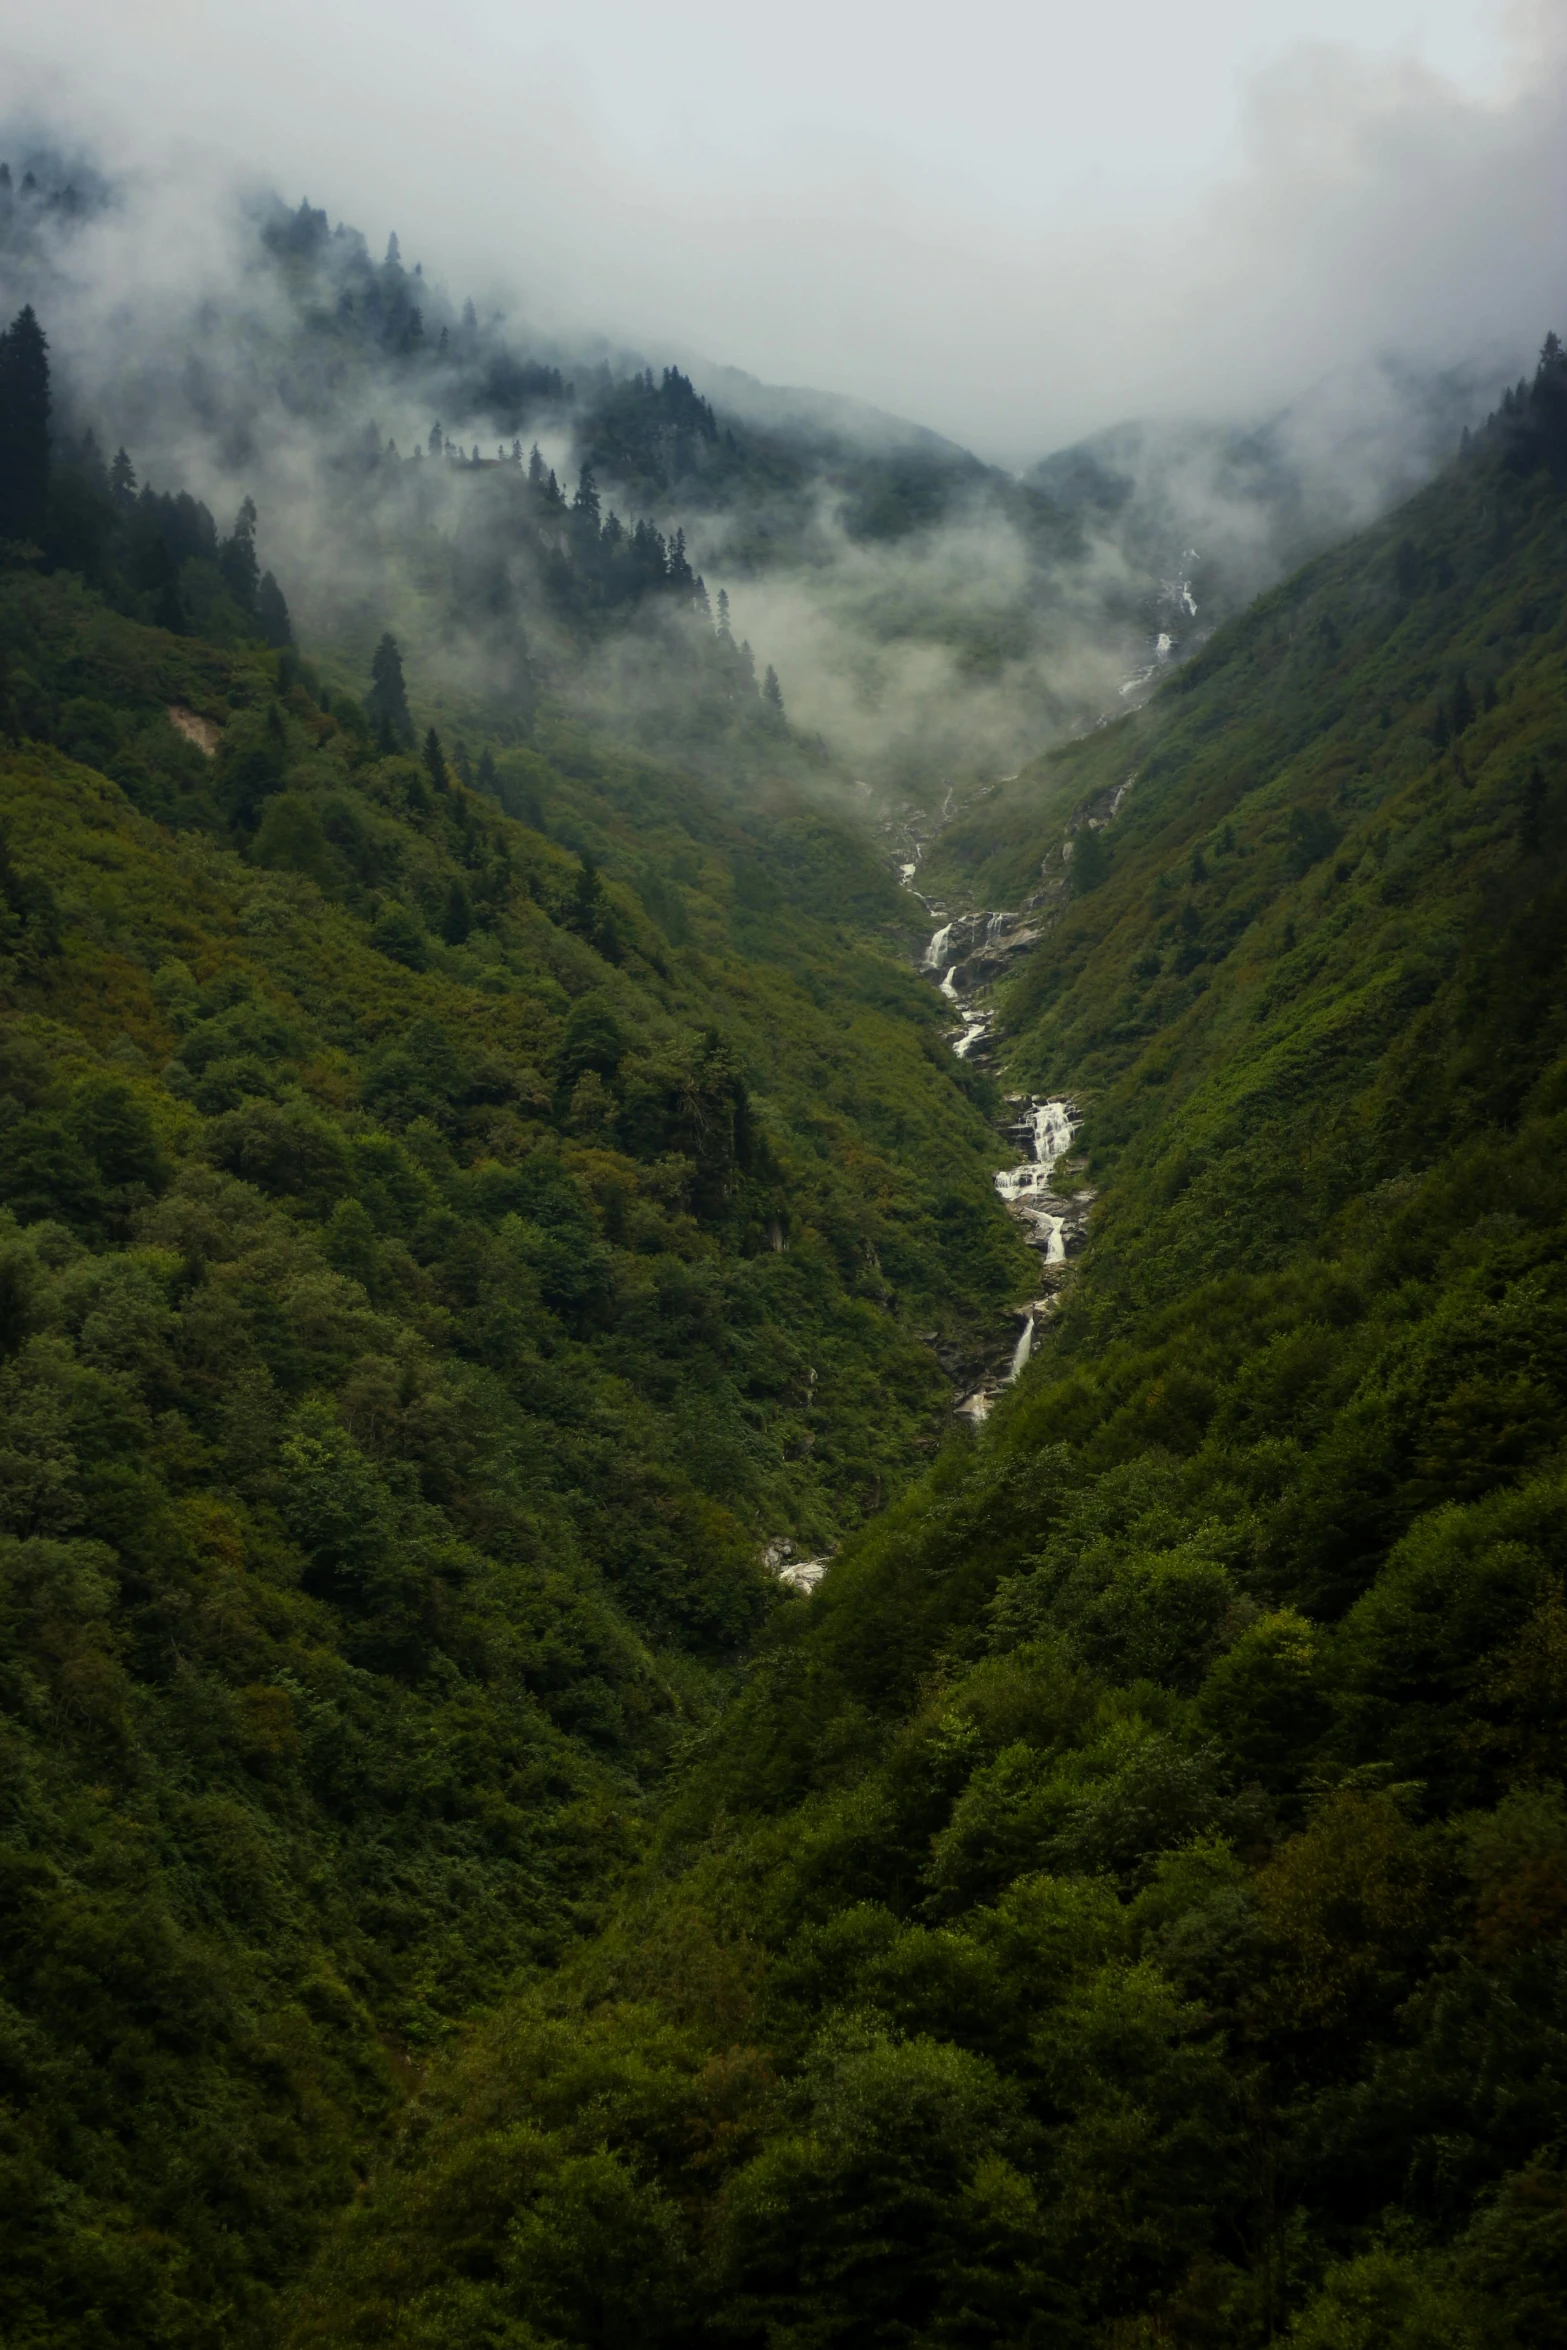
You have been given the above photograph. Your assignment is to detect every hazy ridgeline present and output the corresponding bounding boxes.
[0,149,1514,804]
[3,116,1567,2350]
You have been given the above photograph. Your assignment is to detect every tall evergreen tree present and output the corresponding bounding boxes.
[218,496,260,613]
[367,633,413,743]
[763,665,784,718]
[572,465,601,529]
[0,304,51,544]
[423,725,448,795]
[108,446,136,505]
[256,570,293,649]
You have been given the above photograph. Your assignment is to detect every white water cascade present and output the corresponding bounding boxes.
[917,902,1090,1420]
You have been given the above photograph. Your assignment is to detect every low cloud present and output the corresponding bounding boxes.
[3,3,1563,460]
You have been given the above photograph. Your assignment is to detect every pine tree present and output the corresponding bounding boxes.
[440,879,472,945]
[568,855,604,940]
[477,746,498,797]
[256,571,292,649]
[423,726,448,795]
[528,444,545,486]
[219,496,260,613]
[152,541,186,636]
[0,304,51,544]
[715,588,732,644]
[1070,825,1111,896]
[763,665,784,719]
[108,447,136,505]
[572,466,601,529]
[367,633,413,743]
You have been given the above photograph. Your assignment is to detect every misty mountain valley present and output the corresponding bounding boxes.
[1,133,1567,2350]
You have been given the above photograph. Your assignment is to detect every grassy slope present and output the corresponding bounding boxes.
[0,564,1034,2346]
[286,402,1567,2347]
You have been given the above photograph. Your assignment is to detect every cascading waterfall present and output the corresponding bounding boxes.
[919,903,1089,1417]
[1032,1099,1075,1166]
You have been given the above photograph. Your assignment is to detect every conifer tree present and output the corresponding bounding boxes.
[152,542,186,636]
[219,496,260,613]
[423,725,448,795]
[440,878,472,944]
[0,303,51,544]
[763,665,784,718]
[108,446,136,505]
[257,571,292,648]
[528,444,545,486]
[367,633,413,743]
[477,746,498,797]
[572,465,601,528]
[716,588,732,644]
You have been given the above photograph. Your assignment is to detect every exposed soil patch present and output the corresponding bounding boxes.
[168,705,221,756]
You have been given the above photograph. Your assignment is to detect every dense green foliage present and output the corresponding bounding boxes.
[0,494,1030,2341]
[288,343,1567,2349]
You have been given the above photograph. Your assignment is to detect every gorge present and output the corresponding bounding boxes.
[1,124,1566,2350]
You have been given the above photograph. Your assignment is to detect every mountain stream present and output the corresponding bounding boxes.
[763,800,1099,1588]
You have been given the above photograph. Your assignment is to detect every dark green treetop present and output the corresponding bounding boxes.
[0,302,50,543]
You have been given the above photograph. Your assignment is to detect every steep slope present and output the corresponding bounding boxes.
[10,152,1502,808]
[0,548,1032,2345]
[288,340,1567,2350]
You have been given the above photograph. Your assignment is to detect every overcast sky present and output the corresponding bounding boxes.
[6,0,1565,458]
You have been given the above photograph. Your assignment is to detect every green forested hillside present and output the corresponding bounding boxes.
[0,526,1031,2340]
[286,343,1567,2349]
